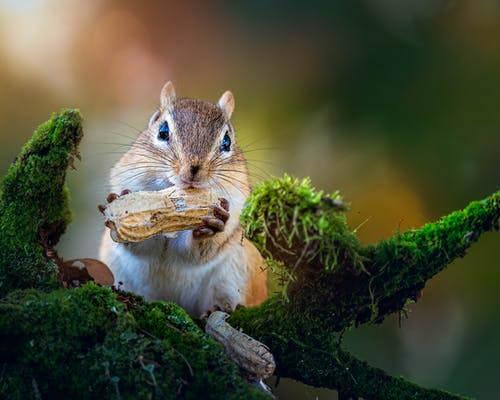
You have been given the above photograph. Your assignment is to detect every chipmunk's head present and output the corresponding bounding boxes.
[114,82,249,199]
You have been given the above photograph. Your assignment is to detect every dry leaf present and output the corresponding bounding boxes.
[63,258,114,286]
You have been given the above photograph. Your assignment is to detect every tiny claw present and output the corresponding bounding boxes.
[209,205,230,223]
[105,220,116,229]
[219,198,229,212]
[97,204,107,214]
[193,227,215,238]
[120,189,131,196]
[200,216,225,232]
[107,193,119,203]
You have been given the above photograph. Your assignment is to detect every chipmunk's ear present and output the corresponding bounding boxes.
[218,90,235,120]
[160,81,176,110]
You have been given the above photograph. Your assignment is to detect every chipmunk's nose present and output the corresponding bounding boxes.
[190,165,200,178]
[180,164,203,187]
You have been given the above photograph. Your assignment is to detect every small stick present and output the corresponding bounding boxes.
[205,311,275,382]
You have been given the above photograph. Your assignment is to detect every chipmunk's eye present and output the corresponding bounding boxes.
[221,132,231,152]
[158,121,170,141]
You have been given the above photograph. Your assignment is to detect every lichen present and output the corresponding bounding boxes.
[0,109,83,295]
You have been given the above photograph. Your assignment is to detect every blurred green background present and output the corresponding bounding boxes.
[0,1,499,398]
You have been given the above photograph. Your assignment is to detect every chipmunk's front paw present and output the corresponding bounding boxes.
[193,198,229,239]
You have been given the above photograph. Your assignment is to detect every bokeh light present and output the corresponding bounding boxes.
[0,1,498,398]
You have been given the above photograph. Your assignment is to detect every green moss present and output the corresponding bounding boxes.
[242,175,364,285]
[0,283,268,399]
[363,190,500,323]
[241,177,499,330]
[0,109,83,295]
[229,303,471,400]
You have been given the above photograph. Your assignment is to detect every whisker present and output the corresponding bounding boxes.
[93,141,134,147]
[116,170,165,186]
[215,174,250,198]
[102,150,177,165]
[240,147,281,154]
[244,158,282,167]
[112,165,170,179]
[212,179,231,201]
[106,130,140,141]
[114,119,144,134]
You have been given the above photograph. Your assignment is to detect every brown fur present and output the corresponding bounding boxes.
[243,239,267,306]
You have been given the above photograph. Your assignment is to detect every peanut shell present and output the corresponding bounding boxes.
[103,187,219,243]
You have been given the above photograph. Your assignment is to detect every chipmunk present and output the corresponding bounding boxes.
[99,82,267,316]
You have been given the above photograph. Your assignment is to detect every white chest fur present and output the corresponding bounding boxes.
[100,231,250,316]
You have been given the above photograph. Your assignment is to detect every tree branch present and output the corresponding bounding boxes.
[0,109,83,295]
[230,176,498,398]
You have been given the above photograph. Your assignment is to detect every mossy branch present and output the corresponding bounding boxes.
[0,109,82,295]
[229,176,498,398]
[0,284,268,399]
[363,192,499,324]
[239,177,499,330]
[229,305,471,400]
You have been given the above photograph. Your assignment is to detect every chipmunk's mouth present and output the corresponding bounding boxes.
[180,178,194,187]
[177,178,209,189]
